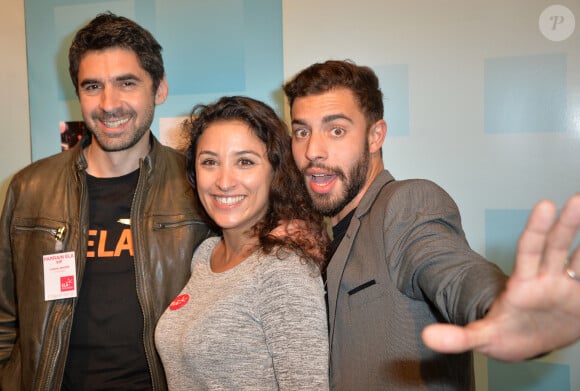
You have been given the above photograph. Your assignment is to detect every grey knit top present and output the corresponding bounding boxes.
[155,237,329,390]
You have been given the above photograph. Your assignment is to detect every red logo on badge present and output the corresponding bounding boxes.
[60,276,75,292]
[169,294,189,310]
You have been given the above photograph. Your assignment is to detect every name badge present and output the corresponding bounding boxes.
[43,251,77,301]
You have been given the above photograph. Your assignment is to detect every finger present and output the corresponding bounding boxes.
[512,199,557,280]
[421,323,485,354]
[541,194,580,274]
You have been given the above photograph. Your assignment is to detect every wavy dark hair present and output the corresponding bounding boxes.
[68,11,165,95]
[283,59,384,128]
[184,96,329,270]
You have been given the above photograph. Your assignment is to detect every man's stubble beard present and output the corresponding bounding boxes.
[87,102,154,153]
[307,144,370,218]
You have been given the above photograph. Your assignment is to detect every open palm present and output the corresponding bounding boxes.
[422,194,580,361]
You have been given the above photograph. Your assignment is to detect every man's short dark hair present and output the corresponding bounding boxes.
[283,60,384,127]
[68,12,165,94]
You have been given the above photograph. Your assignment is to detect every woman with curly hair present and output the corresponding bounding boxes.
[155,96,330,390]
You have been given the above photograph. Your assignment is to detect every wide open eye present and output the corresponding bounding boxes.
[329,127,346,137]
[293,127,310,139]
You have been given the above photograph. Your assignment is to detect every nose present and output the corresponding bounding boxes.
[99,85,120,112]
[304,130,326,162]
[215,164,236,192]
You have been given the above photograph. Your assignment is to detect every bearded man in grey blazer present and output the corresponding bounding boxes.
[284,59,580,390]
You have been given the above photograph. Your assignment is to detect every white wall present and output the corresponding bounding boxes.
[0,0,31,206]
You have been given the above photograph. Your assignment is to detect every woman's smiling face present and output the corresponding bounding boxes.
[195,120,273,236]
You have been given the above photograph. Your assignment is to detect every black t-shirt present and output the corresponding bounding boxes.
[330,209,356,258]
[62,169,152,391]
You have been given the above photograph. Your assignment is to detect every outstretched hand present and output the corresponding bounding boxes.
[422,194,580,361]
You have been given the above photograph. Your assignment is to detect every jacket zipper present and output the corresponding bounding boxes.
[14,225,66,252]
[22,222,70,390]
[153,219,207,230]
[39,176,87,390]
[131,164,161,390]
[36,302,68,391]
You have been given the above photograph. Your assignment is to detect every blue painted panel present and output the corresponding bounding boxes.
[484,54,567,134]
[375,64,410,137]
[156,0,246,95]
[484,209,530,274]
[488,359,570,391]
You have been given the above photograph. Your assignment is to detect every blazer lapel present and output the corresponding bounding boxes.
[326,212,360,346]
[326,170,396,348]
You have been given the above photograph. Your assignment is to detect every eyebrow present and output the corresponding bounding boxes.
[115,73,142,82]
[291,113,354,126]
[198,150,264,158]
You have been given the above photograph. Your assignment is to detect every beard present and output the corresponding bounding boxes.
[305,144,370,218]
[87,105,154,152]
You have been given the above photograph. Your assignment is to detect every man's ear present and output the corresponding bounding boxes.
[155,77,169,105]
[368,119,387,154]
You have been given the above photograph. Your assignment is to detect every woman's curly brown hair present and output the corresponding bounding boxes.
[184,96,329,271]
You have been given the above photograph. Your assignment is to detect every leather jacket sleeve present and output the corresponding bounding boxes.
[0,182,18,374]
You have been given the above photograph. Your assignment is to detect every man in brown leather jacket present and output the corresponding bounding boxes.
[0,13,211,390]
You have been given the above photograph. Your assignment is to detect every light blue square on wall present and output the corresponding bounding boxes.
[484,53,567,134]
[156,0,246,95]
[484,209,530,274]
[488,359,570,391]
[375,64,410,137]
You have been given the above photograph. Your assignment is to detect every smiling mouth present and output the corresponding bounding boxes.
[214,195,246,205]
[102,118,130,128]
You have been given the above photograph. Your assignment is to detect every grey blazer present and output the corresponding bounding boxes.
[327,170,507,390]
